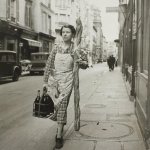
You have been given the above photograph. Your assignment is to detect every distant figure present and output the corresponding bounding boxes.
[107,55,116,71]
[115,58,118,67]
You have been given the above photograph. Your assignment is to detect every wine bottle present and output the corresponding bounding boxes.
[35,90,40,103]
[34,90,41,116]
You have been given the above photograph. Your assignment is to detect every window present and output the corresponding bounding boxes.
[56,0,60,7]
[10,0,16,21]
[7,0,19,22]
[25,0,32,27]
[48,0,51,8]
[60,14,66,22]
[56,0,67,8]
[62,0,66,8]
[42,12,47,32]
[48,16,51,34]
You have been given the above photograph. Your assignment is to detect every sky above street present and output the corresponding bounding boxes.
[86,0,119,42]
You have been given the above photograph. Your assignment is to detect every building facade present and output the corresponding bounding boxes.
[93,7,103,63]
[0,0,55,60]
[32,0,55,53]
[54,0,73,42]
[0,0,104,65]
[118,0,150,147]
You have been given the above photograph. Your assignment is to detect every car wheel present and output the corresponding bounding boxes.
[12,71,19,81]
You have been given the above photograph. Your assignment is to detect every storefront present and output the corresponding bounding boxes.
[0,20,23,64]
[21,38,42,60]
[135,0,150,143]
[0,20,43,60]
[20,30,42,60]
[38,32,55,53]
[121,0,150,146]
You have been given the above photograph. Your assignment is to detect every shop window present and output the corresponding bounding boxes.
[49,42,52,53]
[0,39,4,50]
[43,41,49,52]
[7,43,14,51]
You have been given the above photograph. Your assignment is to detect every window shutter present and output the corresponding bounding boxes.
[25,4,28,26]
[7,0,11,19]
[16,0,19,22]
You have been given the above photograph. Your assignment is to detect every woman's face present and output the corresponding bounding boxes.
[62,27,73,42]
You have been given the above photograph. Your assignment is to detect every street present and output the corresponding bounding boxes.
[0,63,107,150]
[0,0,149,149]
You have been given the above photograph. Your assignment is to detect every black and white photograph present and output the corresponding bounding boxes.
[0,0,149,149]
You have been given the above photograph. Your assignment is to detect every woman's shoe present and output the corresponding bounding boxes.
[55,136,63,149]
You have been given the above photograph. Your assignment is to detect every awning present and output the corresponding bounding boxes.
[22,38,42,47]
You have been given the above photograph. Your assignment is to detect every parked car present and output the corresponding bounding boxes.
[0,50,21,81]
[20,59,32,72]
[30,52,49,75]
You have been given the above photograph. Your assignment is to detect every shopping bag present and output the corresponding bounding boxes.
[33,87,54,118]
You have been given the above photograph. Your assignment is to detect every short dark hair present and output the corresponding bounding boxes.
[60,24,76,37]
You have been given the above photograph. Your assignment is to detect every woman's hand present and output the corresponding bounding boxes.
[76,58,82,63]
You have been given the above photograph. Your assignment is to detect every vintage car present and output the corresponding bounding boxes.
[20,59,32,72]
[0,50,21,81]
[30,52,49,75]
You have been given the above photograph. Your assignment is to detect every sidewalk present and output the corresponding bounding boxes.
[60,67,146,150]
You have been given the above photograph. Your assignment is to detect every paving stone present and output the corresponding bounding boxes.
[123,141,146,150]
[81,113,107,121]
[95,141,121,150]
[61,140,94,150]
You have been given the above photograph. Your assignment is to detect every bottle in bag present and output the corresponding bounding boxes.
[34,90,41,116]
[40,87,54,117]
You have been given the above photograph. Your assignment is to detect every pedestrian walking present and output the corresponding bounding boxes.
[107,56,111,71]
[43,24,87,149]
[107,55,116,71]
[111,55,116,70]
[115,58,118,67]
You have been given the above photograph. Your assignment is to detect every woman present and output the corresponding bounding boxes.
[43,24,76,149]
